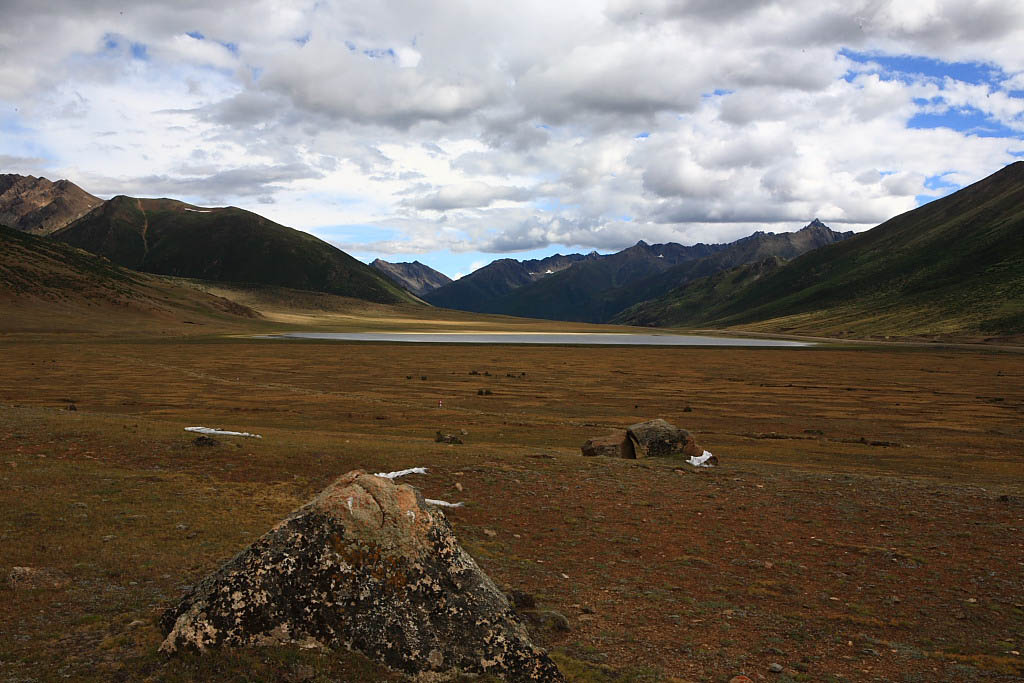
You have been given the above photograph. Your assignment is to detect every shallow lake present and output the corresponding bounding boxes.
[266,332,811,347]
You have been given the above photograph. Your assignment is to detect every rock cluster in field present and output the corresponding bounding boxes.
[159,470,563,682]
[627,418,705,459]
[581,418,709,462]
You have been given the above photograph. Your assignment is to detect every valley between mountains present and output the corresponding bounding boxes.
[0,163,1022,682]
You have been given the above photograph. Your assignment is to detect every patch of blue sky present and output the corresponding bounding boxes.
[702,88,734,98]
[532,197,581,214]
[908,107,1022,139]
[364,47,396,60]
[634,132,649,139]
[98,34,148,63]
[312,224,395,241]
[840,49,1003,86]
[534,196,580,211]
[915,173,962,205]
[924,174,957,191]
[186,31,204,40]
[294,32,311,46]
[1009,150,1024,157]
[0,114,53,160]
[219,41,239,55]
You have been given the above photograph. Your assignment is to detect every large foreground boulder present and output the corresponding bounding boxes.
[627,419,704,459]
[159,470,563,682]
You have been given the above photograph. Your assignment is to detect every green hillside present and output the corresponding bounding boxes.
[52,197,419,305]
[616,162,1024,339]
[0,224,258,333]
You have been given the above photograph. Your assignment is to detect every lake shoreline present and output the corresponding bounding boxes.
[258,331,813,347]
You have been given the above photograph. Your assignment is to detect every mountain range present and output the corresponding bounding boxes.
[425,220,852,323]
[424,252,602,312]
[617,161,1024,339]
[2,162,1022,341]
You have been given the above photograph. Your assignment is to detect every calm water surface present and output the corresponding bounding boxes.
[267,332,811,347]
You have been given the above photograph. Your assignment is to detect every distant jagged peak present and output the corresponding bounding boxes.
[370,257,451,297]
[0,172,103,235]
[805,217,830,229]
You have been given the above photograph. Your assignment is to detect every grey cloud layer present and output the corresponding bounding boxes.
[0,0,1022,254]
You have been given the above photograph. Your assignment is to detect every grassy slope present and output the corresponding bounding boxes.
[618,162,1024,339]
[53,196,419,305]
[183,280,655,334]
[0,225,259,334]
[1,221,668,338]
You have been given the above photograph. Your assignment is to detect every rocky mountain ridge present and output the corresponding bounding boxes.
[426,221,853,323]
[0,174,103,235]
[370,258,452,297]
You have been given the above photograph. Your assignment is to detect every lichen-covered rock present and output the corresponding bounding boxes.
[627,419,703,459]
[580,432,636,458]
[159,470,563,682]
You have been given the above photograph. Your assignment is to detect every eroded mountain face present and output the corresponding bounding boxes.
[0,174,102,235]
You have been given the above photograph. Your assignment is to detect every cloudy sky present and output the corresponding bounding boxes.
[2,1,1023,278]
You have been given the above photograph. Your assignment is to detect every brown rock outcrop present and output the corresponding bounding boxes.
[581,431,636,458]
[159,470,563,682]
[627,419,703,459]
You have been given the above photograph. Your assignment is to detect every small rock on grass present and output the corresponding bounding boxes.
[525,610,570,633]
[769,662,784,673]
[7,567,70,590]
[509,590,537,609]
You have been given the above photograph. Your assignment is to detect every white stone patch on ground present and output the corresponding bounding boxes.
[185,427,262,439]
[375,467,428,479]
[687,450,716,467]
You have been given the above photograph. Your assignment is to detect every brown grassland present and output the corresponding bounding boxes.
[1,295,1023,682]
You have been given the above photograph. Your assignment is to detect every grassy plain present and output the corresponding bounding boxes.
[1,301,1023,681]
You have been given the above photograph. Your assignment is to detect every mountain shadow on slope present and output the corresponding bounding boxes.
[0,224,258,332]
